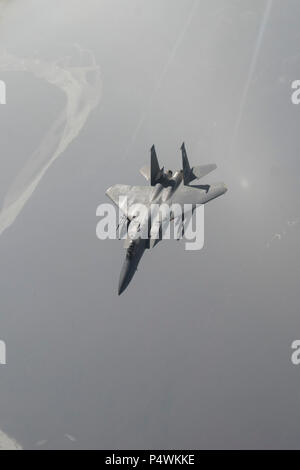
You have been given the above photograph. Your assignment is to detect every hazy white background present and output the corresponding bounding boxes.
[0,0,300,449]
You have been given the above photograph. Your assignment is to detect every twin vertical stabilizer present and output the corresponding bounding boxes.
[150,145,162,186]
[181,142,217,185]
[140,143,217,186]
[181,142,191,185]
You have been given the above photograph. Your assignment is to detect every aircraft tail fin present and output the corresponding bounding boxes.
[181,143,217,184]
[151,145,161,186]
[181,142,191,185]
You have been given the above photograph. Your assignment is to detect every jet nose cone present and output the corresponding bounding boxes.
[118,259,132,295]
[118,285,125,296]
[118,277,127,296]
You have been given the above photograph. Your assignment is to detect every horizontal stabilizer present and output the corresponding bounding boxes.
[191,164,217,181]
[139,165,151,181]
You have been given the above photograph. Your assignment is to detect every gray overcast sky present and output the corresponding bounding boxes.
[0,0,300,449]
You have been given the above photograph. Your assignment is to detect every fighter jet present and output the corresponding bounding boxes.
[106,143,227,295]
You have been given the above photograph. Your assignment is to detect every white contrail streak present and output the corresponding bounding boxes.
[229,0,273,157]
[0,428,22,450]
[0,46,101,236]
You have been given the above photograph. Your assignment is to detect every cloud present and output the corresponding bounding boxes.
[0,45,102,236]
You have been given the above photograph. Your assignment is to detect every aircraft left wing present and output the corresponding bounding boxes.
[106,184,153,220]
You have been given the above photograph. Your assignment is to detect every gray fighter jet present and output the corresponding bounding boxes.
[106,143,227,295]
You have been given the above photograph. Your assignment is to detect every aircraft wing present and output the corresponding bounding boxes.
[106,184,153,220]
[171,184,208,206]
